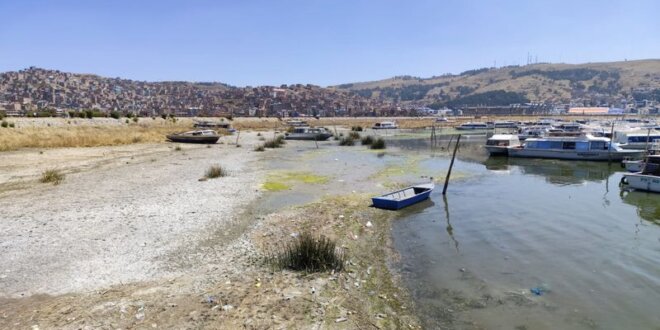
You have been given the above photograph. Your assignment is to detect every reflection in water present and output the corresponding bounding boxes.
[483,157,616,185]
[620,190,660,225]
[442,194,459,253]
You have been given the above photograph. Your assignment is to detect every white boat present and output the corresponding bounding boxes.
[456,122,491,130]
[485,134,521,156]
[372,121,398,129]
[622,158,660,193]
[613,130,660,150]
[623,155,660,172]
[284,127,333,140]
[507,134,644,161]
[517,126,550,140]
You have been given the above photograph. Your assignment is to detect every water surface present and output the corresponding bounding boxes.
[393,153,660,329]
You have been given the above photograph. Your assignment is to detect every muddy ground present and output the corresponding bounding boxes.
[0,131,422,329]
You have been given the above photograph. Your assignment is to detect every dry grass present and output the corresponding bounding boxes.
[39,169,64,185]
[0,124,192,151]
[204,165,228,179]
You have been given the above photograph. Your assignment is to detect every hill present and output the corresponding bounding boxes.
[333,59,660,108]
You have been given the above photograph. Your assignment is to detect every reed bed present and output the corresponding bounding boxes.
[0,124,191,151]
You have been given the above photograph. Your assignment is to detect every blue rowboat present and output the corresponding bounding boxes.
[372,183,434,210]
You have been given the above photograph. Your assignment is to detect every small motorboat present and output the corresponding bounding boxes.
[372,121,398,129]
[284,127,333,140]
[485,134,521,156]
[166,130,220,144]
[372,183,434,210]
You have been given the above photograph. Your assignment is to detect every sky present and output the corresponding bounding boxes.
[0,0,658,86]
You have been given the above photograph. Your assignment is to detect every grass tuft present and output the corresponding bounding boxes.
[348,131,361,139]
[370,137,386,149]
[174,145,182,151]
[205,165,228,179]
[268,231,345,273]
[351,125,363,132]
[339,136,355,146]
[361,135,374,145]
[263,135,286,148]
[40,169,65,185]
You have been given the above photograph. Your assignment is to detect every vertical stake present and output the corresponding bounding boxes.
[443,134,461,195]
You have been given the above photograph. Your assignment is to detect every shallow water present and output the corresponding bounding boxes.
[392,146,660,329]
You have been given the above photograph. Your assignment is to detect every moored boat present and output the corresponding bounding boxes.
[456,122,491,130]
[372,183,434,210]
[284,127,333,140]
[485,134,521,156]
[372,121,398,129]
[166,130,220,144]
[507,134,643,161]
[621,161,660,193]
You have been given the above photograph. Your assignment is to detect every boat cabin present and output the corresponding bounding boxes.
[373,121,398,129]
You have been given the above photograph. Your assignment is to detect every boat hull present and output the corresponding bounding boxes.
[622,173,660,193]
[372,184,434,210]
[507,148,643,161]
[284,133,333,141]
[166,135,220,144]
[485,145,509,156]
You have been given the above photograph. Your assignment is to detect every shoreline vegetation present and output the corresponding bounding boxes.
[0,115,621,152]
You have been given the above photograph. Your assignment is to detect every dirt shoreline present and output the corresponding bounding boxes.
[0,132,422,329]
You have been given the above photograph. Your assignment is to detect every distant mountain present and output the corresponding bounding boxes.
[1,60,659,118]
[333,59,660,108]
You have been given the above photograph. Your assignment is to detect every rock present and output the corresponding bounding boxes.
[335,317,348,323]
[222,305,234,311]
[366,221,373,227]
[376,313,387,319]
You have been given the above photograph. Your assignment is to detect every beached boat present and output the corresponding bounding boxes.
[485,134,521,156]
[166,130,220,144]
[372,183,434,210]
[372,121,398,129]
[456,122,491,130]
[284,127,333,141]
[621,160,660,193]
[507,134,643,161]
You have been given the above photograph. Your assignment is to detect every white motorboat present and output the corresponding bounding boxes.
[507,134,643,161]
[622,157,660,193]
[485,134,521,156]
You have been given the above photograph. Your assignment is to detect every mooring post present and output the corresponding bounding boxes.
[607,121,615,164]
[443,134,461,195]
[235,130,241,145]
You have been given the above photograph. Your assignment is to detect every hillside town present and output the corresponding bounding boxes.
[1,67,658,118]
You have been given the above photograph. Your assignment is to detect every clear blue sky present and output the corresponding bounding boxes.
[0,0,658,86]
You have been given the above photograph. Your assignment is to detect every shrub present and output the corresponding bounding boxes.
[109,111,121,119]
[264,135,286,148]
[85,110,94,119]
[370,137,386,149]
[257,132,262,136]
[339,136,355,146]
[132,116,138,123]
[254,144,266,152]
[268,232,345,273]
[40,169,64,185]
[9,122,15,128]
[348,131,360,139]
[205,165,228,179]
[161,114,168,120]
[174,145,182,151]
[351,126,363,132]
[361,135,374,145]
[1,121,7,128]
[333,135,340,141]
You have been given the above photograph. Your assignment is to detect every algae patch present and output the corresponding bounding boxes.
[262,171,330,191]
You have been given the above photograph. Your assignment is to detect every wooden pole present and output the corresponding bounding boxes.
[443,134,461,195]
[607,121,615,164]
[235,130,241,145]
